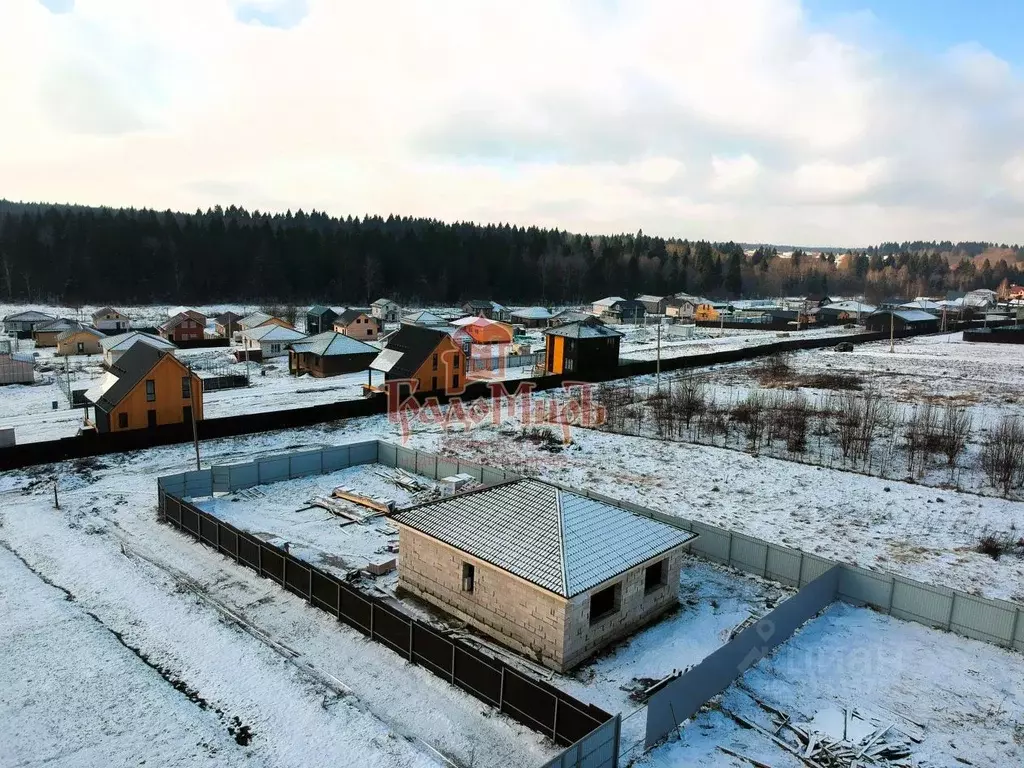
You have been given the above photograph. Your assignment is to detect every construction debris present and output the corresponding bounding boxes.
[728,693,923,767]
[331,486,394,514]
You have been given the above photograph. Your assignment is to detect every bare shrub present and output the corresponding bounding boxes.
[672,376,707,433]
[905,403,942,475]
[976,526,1024,560]
[938,404,973,467]
[797,372,864,391]
[778,392,810,454]
[835,392,863,461]
[754,353,792,383]
[732,392,767,450]
[980,417,1024,496]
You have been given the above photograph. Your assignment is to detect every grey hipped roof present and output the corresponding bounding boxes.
[544,319,623,340]
[4,310,55,323]
[90,343,191,413]
[870,309,938,324]
[289,331,377,357]
[395,479,697,598]
[56,327,104,343]
[335,308,372,326]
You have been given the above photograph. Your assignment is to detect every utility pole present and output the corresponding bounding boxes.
[188,363,201,471]
[719,308,725,338]
[889,309,895,353]
[656,321,662,394]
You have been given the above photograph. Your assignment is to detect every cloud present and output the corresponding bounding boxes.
[0,0,1023,245]
[232,0,309,29]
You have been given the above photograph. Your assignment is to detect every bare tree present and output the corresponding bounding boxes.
[939,403,973,468]
[980,416,1024,496]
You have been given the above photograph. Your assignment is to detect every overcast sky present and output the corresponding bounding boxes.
[3,0,1024,246]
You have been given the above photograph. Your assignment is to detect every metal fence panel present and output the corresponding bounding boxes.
[730,533,768,574]
[396,446,417,473]
[436,458,459,480]
[200,515,219,547]
[890,579,952,628]
[412,623,454,678]
[838,566,892,609]
[260,546,285,584]
[339,583,372,634]
[800,553,835,585]
[310,570,340,614]
[157,473,186,497]
[415,451,438,480]
[372,603,412,656]
[284,557,311,599]
[258,457,290,485]
[764,545,802,587]
[349,440,377,466]
[687,521,730,564]
[163,495,181,525]
[457,461,484,482]
[238,533,261,569]
[502,667,555,733]
[481,467,505,485]
[646,567,841,748]
[289,449,323,479]
[322,444,352,472]
[218,526,238,559]
[228,462,259,491]
[541,716,620,768]
[376,440,398,467]
[950,593,1016,646]
[212,465,231,494]
[453,647,502,708]
[180,504,199,535]
[183,469,213,498]
[1016,610,1024,653]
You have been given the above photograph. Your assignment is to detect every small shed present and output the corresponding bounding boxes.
[865,309,940,333]
[394,479,697,671]
[0,350,35,385]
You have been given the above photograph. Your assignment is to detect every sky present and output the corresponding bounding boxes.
[3,0,1024,246]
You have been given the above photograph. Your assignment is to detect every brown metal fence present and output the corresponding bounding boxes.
[158,491,613,749]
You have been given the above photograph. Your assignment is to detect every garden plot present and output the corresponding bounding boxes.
[618,324,861,362]
[644,602,1024,768]
[188,463,443,579]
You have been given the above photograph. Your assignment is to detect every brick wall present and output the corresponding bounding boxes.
[397,528,570,669]
[562,548,684,669]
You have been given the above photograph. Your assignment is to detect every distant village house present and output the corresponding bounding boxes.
[370,325,466,394]
[92,307,130,332]
[544,318,621,375]
[57,327,105,356]
[333,309,380,341]
[3,310,56,338]
[370,298,400,324]
[288,332,378,378]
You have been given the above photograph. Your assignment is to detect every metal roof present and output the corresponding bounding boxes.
[4,311,56,322]
[544,320,623,339]
[100,331,175,352]
[242,325,306,343]
[511,307,553,320]
[872,309,938,324]
[395,479,697,597]
[370,324,450,377]
[239,311,274,328]
[34,318,82,333]
[335,308,372,326]
[403,310,447,326]
[593,296,626,307]
[56,327,104,342]
[288,331,377,357]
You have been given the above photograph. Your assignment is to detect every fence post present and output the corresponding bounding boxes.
[1010,607,1021,651]
[408,621,414,662]
[797,550,805,587]
[946,592,957,631]
[726,531,733,566]
[762,541,769,578]
[451,643,457,684]
[499,666,505,712]
[887,576,896,614]
[613,714,622,768]
[369,601,375,639]
[552,697,560,741]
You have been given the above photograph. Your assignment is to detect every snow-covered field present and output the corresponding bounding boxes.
[617,323,862,362]
[2,409,1023,766]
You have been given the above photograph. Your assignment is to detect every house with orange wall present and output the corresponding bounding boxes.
[369,325,466,394]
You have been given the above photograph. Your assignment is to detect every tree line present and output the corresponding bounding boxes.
[0,200,1021,305]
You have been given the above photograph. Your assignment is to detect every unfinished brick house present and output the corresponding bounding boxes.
[394,479,697,671]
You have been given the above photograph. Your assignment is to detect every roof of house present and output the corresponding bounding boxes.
[56,327,104,343]
[898,299,941,311]
[4,311,56,323]
[242,325,306,343]
[288,331,377,357]
[160,312,201,331]
[551,310,594,325]
[35,318,83,333]
[92,306,125,319]
[544,319,624,340]
[371,298,397,308]
[307,305,344,318]
[403,310,448,326]
[214,311,242,324]
[870,309,938,324]
[451,315,503,328]
[821,301,876,314]
[635,294,665,304]
[593,296,626,307]
[11,352,34,364]
[89,344,191,413]
[511,307,553,320]
[607,299,646,312]
[335,308,372,326]
[463,299,493,310]
[395,479,697,598]
[168,306,204,319]
[239,311,274,328]
[100,331,176,353]
[370,324,450,377]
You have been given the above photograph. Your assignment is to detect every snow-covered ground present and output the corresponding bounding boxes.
[0,429,558,767]
[617,323,862,362]
[644,601,1024,767]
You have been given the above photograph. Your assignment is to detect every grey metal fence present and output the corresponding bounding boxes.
[644,567,841,748]
[541,715,621,768]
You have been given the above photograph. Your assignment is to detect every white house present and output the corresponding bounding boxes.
[241,325,306,360]
[371,298,400,323]
[591,296,625,315]
[91,307,131,332]
[100,331,176,367]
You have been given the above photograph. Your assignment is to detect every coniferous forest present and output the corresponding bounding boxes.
[0,200,1021,305]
